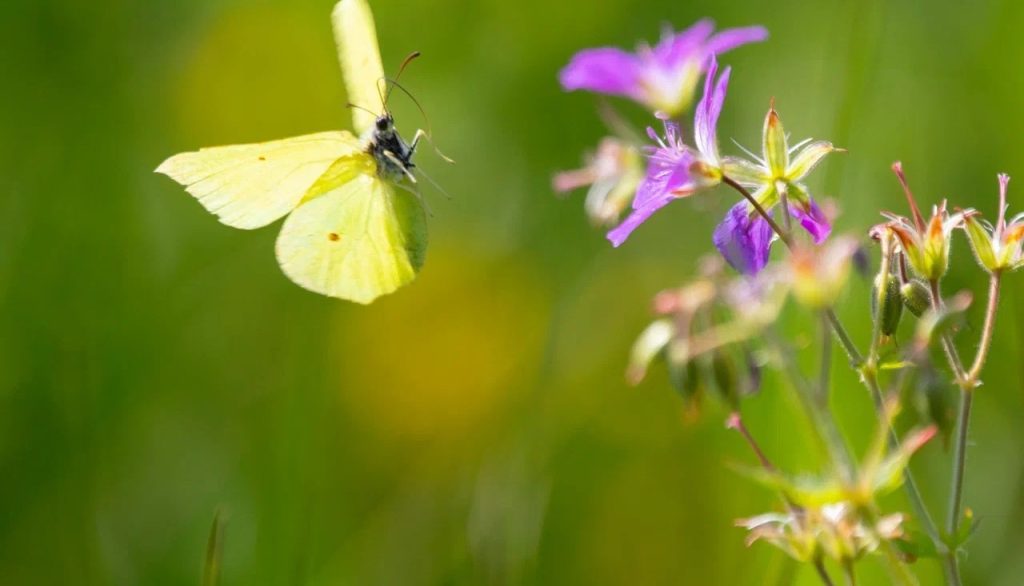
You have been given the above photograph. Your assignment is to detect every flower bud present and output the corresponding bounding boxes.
[871,274,903,336]
[762,100,788,178]
[900,279,931,317]
[963,212,998,273]
[666,340,702,401]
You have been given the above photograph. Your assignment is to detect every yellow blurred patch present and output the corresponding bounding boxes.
[336,250,549,440]
[172,5,346,143]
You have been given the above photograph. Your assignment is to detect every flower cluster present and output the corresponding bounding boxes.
[557,16,1020,586]
[558,26,840,275]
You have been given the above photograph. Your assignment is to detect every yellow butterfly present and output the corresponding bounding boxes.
[157,0,435,304]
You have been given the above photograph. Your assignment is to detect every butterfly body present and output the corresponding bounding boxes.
[367,113,416,182]
[157,0,436,304]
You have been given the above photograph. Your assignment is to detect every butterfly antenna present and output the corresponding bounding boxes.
[346,102,379,118]
[384,51,422,105]
[384,78,454,163]
[375,78,388,115]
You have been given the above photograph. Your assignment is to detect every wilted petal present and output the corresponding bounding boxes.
[787,140,839,182]
[559,48,643,98]
[704,25,769,55]
[714,199,775,274]
[694,56,730,164]
[790,197,831,244]
[607,193,675,247]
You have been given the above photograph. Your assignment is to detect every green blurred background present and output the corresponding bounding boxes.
[3,0,1024,583]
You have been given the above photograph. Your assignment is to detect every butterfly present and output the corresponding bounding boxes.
[157,0,438,304]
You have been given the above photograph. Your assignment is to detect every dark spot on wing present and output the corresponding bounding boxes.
[327,232,341,241]
[258,156,266,161]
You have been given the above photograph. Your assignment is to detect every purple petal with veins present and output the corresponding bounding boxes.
[693,55,730,163]
[607,193,676,247]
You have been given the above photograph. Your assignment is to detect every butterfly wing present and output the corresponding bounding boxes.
[275,166,428,303]
[156,131,361,230]
[332,0,386,136]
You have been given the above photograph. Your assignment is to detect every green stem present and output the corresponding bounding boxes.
[814,557,837,586]
[722,176,863,368]
[863,243,944,554]
[942,273,1000,583]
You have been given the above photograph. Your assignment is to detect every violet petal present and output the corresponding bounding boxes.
[790,198,831,244]
[713,201,774,274]
[559,48,643,98]
[607,193,675,247]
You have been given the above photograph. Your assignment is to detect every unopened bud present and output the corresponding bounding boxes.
[872,274,903,336]
[666,347,702,401]
[900,279,931,317]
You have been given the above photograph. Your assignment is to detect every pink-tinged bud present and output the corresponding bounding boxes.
[762,98,788,178]
[963,173,1024,272]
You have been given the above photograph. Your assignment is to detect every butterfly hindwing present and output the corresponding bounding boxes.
[156,131,361,230]
[332,0,386,136]
[275,169,428,304]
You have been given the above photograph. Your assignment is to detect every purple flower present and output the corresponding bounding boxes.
[713,101,841,274]
[559,20,767,115]
[607,58,732,247]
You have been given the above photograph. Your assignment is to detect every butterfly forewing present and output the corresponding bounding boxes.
[333,0,386,136]
[156,131,361,230]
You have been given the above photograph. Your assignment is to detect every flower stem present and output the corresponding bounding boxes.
[813,558,837,586]
[727,412,777,472]
[863,240,944,559]
[722,175,863,369]
[722,175,793,247]
[943,272,1001,583]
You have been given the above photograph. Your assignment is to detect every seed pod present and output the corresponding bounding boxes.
[900,279,931,317]
[871,274,903,336]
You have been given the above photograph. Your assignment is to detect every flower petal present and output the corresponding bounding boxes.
[704,25,769,56]
[607,193,675,247]
[633,140,695,209]
[694,56,730,164]
[559,48,643,98]
[789,196,831,244]
[650,19,715,70]
[787,140,839,182]
[713,199,775,274]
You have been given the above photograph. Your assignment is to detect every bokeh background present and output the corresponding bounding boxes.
[4,0,1024,584]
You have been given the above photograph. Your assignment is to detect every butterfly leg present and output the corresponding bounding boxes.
[410,129,455,164]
